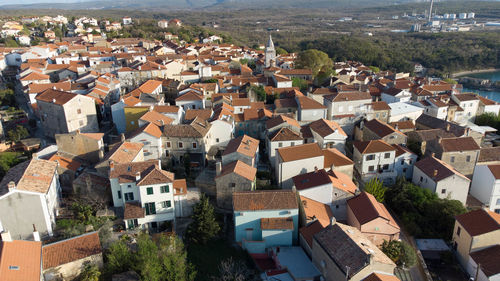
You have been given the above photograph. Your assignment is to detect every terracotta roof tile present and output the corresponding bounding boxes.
[42,232,101,269]
[269,127,303,142]
[233,190,298,211]
[353,140,395,154]
[362,273,401,281]
[138,80,163,94]
[48,154,82,171]
[309,118,347,138]
[469,245,500,278]
[102,142,143,164]
[124,202,145,219]
[328,170,357,194]
[347,192,399,229]
[368,101,391,111]
[173,179,187,195]
[0,158,57,195]
[300,196,334,226]
[440,137,480,152]
[140,111,174,127]
[296,96,326,110]
[414,156,469,182]
[223,135,259,158]
[184,109,212,122]
[479,147,500,163]
[261,217,294,230]
[0,240,42,281]
[299,220,327,248]
[323,148,353,168]
[36,89,77,105]
[364,119,405,138]
[277,143,323,162]
[216,160,256,181]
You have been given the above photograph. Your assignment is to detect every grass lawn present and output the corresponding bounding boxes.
[187,238,255,281]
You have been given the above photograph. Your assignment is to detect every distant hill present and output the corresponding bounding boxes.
[0,0,432,10]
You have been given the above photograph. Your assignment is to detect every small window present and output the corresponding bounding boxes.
[79,120,84,126]
[77,108,81,114]
[466,155,471,162]
[384,152,391,159]
[162,201,171,208]
[117,190,122,199]
[178,142,183,148]
[366,155,375,161]
[441,189,446,194]
[278,142,283,147]
[230,183,236,188]
[456,226,461,237]
[192,142,197,148]
[216,138,219,143]
[160,185,169,193]
[383,164,389,170]
[496,198,500,205]
[451,156,455,163]
[166,142,171,148]
[291,142,295,146]
[401,159,404,165]
[368,166,375,172]
[420,176,423,182]
[124,192,134,201]
[146,187,153,195]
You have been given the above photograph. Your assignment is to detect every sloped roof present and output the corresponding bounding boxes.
[233,190,297,211]
[414,156,469,182]
[102,142,143,164]
[293,169,332,190]
[0,158,57,195]
[260,217,294,230]
[296,96,326,110]
[347,192,399,229]
[300,195,334,226]
[309,118,347,138]
[299,220,327,248]
[139,110,174,127]
[0,240,42,281]
[36,89,77,105]
[47,154,81,171]
[353,140,395,154]
[323,148,353,168]
[362,273,401,281]
[469,245,500,277]
[364,119,405,138]
[440,137,480,152]
[266,115,300,130]
[215,160,256,181]
[42,232,101,269]
[455,209,500,236]
[277,143,323,162]
[223,135,259,158]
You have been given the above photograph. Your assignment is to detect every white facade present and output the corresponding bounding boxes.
[298,184,333,206]
[470,165,500,213]
[451,96,479,123]
[412,166,469,205]
[267,139,304,168]
[324,99,371,120]
[175,99,205,110]
[128,132,162,161]
[208,120,234,147]
[381,90,412,104]
[276,156,324,189]
[353,148,397,185]
[394,151,417,180]
[298,108,327,122]
[311,130,347,152]
[388,102,424,122]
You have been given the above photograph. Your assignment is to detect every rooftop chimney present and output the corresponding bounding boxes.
[120,133,125,142]
[52,98,56,103]
[446,124,450,132]
[437,136,442,144]
[135,172,141,181]
[76,129,81,134]
[32,153,38,159]
[1,231,12,242]
[433,169,438,177]
[7,181,16,191]
[32,224,40,242]
[109,160,115,171]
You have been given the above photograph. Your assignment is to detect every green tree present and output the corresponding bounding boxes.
[186,194,220,244]
[105,238,134,274]
[0,88,15,106]
[239,58,249,65]
[364,177,387,202]
[369,66,380,73]
[4,37,19,47]
[7,126,29,143]
[381,240,417,267]
[276,47,288,55]
[291,77,308,91]
[443,78,458,84]
[79,264,101,281]
[135,233,162,281]
[475,112,500,131]
[250,85,266,102]
[295,49,333,77]
[215,257,257,281]
[158,235,196,281]
[203,78,219,83]
[0,152,22,179]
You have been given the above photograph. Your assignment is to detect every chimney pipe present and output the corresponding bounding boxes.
[32,224,40,242]
[446,124,450,132]
[120,133,125,142]
[7,181,16,191]
[433,169,438,177]
[1,231,12,242]
[135,172,141,181]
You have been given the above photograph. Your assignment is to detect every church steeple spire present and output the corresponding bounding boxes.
[264,33,276,68]
[267,34,275,50]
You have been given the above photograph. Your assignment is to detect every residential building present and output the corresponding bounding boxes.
[0,158,60,240]
[95,141,144,176]
[426,136,480,177]
[451,93,480,123]
[470,164,500,213]
[412,156,470,205]
[42,232,103,281]
[221,135,259,167]
[55,130,104,164]
[323,91,372,120]
[323,148,354,178]
[109,160,177,230]
[392,144,417,180]
[381,87,412,104]
[347,192,401,246]
[312,223,396,281]
[405,129,455,156]
[233,190,299,254]
[388,102,424,123]
[216,160,257,209]
[466,244,500,281]
[353,140,397,185]
[126,123,163,160]
[365,101,391,123]
[36,89,99,138]
[361,119,407,145]
[276,143,324,189]
[267,127,304,167]
[296,96,327,122]
[0,232,42,281]
[452,209,500,268]
[477,95,500,116]
[308,118,348,151]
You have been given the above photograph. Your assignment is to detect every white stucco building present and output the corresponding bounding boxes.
[470,164,500,213]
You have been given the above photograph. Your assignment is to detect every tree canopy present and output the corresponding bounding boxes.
[381,240,417,267]
[295,49,333,77]
[363,177,387,202]
[185,194,220,244]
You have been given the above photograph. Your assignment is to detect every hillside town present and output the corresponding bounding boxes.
[0,14,499,281]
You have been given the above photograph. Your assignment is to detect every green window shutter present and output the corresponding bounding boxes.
[161,185,169,193]
[166,201,171,208]
[145,202,156,215]
[147,187,153,195]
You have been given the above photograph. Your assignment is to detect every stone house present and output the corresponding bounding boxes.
[47,154,81,188]
[405,129,455,156]
[55,130,104,164]
[308,118,348,151]
[36,89,98,138]
[221,135,259,167]
[347,192,401,246]
[95,141,144,176]
[0,158,60,240]
[312,223,396,281]
[42,232,103,281]
[215,160,257,209]
[426,136,480,177]
[365,101,391,123]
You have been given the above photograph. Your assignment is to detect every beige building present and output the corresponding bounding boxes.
[426,136,480,177]
[36,89,99,138]
[361,119,407,146]
[215,160,256,209]
[452,209,500,269]
[42,232,103,281]
[312,223,396,281]
[55,130,104,164]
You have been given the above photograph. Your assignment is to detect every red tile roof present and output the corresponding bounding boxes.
[0,240,42,281]
[233,190,297,211]
[455,209,500,236]
[277,143,323,162]
[42,232,101,269]
[347,192,399,229]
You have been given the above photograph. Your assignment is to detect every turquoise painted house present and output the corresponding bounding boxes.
[232,190,299,254]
